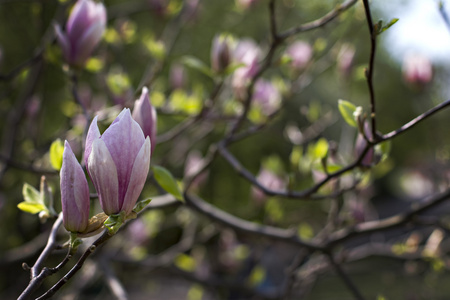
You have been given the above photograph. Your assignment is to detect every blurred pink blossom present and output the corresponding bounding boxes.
[337,43,355,77]
[402,53,433,86]
[55,0,106,67]
[285,41,312,71]
[252,79,281,115]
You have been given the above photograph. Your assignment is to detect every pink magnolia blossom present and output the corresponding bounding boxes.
[55,0,106,67]
[252,79,281,115]
[85,109,151,215]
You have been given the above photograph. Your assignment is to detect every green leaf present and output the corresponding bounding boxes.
[152,165,184,202]
[248,265,266,287]
[23,183,41,204]
[85,57,104,73]
[338,99,357,127]
[180,56,214,78]
[50,139,64,170]
[375,18,399,35]
[313,138,329,159]
[104,211,126,235]
[133,198,152,213]
[17,202,46,214]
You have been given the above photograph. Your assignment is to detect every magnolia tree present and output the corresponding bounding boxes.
[1,0,450,299]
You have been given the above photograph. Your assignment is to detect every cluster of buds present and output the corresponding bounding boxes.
[61,96,155,234]
[55,0,106,67]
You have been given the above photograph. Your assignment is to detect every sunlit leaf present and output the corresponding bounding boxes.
[49,139,64,171]
[187,284,204,300]
[313,138,329,159]
[338,99,357,127]
[17,202,46,214]
[23,183,40,204]
[152,165,184,202]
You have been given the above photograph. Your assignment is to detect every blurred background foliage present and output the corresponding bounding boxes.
[1,0,450,299]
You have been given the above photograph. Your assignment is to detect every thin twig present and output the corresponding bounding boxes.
[381,99,450,141]
[362,0,378,139]
[278,0,358,40]
[18,214,63,300]
[36,230,113,300]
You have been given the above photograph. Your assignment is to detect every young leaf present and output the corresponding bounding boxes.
[50,139,64,170]
[180,56,214,78]
[23,183,41,204]
[314,138,329,159]
[133,198,152,213]
[152,165,184,202]
[17,202,46,214]
[338,99,357,127]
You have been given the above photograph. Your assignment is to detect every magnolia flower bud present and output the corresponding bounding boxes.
[337,43,355,77]
[170,63,186,90]
[60,141,90,233]
[211,35,233,73]
[132,87,157,154]
[285,41,312,71]
[402,53,433,86]
[85,109,151,216]
[236,0,258,10]
[251,168,285,204]
[55,0,106,67]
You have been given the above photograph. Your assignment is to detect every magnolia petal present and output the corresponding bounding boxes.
[67,0,91,42]
[122,137,151,214]
[73,21,105,66]
[84,115,101,174]
[101,109,145,206]
[60,141,90,232]
[88,138,120,215]
[132,87,157,153]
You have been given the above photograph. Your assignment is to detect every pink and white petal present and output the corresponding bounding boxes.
[101,109,145,204]
[88,138,120,215]
[122,137,151,214]
[84,115,101,173]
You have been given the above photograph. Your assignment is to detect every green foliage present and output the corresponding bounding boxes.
[49,138,64,170]
[152,165,184,202]
[133,198,152,213]
[374,18,399,35]
[248,265,266,287]
[338,99,357,128]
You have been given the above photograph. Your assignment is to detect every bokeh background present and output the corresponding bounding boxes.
[2,0,450,299]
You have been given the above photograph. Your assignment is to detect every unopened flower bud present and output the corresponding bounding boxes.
[85,109,151,216]
[60,141,90,233]
[252,79,281,115]
[211,35,233,73]
[55,0,106,67]
[132,87,157,154]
